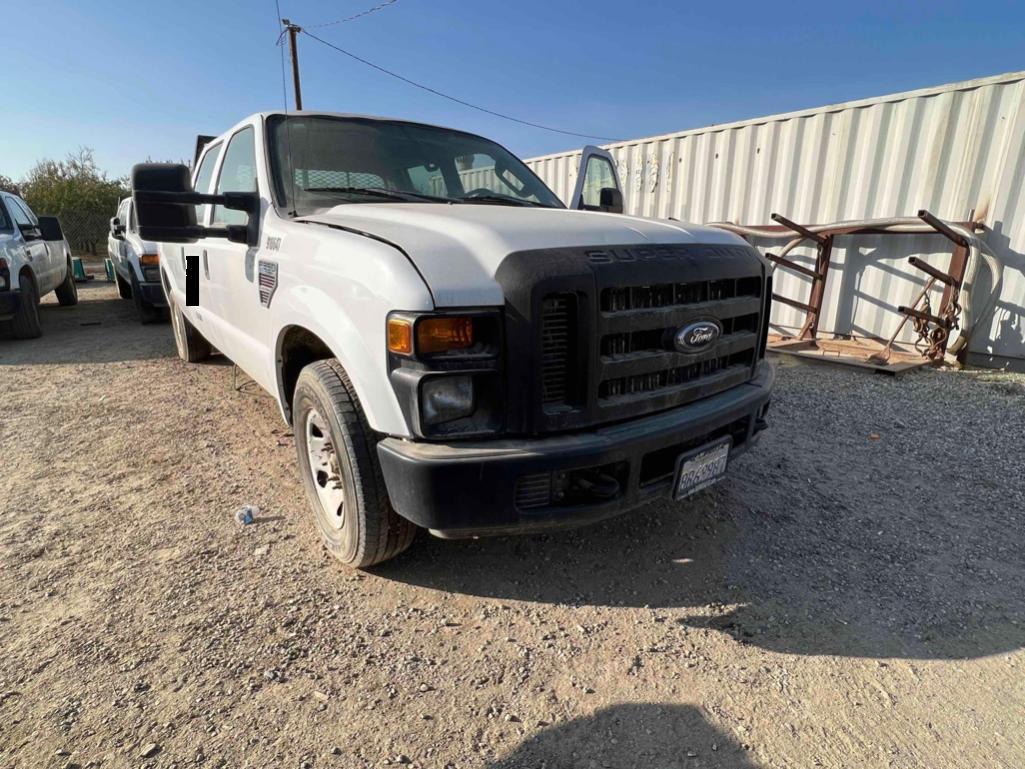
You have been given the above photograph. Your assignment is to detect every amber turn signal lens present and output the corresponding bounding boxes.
[417,317,474,354]
[387,318,413,354]
[140,253,160,266]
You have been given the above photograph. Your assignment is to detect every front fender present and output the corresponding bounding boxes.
[271,285,428,439]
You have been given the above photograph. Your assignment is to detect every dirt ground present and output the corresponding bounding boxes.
[2,280,1024,769]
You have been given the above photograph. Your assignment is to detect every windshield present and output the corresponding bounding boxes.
[267,115,564,214]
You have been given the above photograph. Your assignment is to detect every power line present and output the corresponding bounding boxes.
[306,0,399,29]
[301,29,622,142]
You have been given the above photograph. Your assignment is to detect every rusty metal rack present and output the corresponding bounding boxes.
[716,211,986,374]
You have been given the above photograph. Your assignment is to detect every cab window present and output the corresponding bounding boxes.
[580,156,617,208]
[192,142,223,223]
[211,127,257,227]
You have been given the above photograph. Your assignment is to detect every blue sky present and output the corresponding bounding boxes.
[3,0,1023,180]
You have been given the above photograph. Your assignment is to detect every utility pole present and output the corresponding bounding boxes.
[281,19,303,110]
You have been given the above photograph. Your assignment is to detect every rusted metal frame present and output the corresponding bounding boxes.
[768,213,832,341]
[766,252,818,279]
[896,304,951,328]
[797,234,833,340]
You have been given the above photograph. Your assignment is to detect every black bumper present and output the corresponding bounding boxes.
[138,282,168,307]
[0,290,20,321]
[378,362,774,538]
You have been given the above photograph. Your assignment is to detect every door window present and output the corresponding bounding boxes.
[211,127,257,227]
[580,156,617,208]
[0,198,12,232]
[192,142,223,223]
[7,196,33,227]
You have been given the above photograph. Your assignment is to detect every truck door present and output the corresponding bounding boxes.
[4,195,52,291]
[204,125,272,387]
[569,146,624,213]
[176,140,224,347]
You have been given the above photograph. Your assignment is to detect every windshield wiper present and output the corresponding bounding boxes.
[303,186,453,203]
[457,192,550,208]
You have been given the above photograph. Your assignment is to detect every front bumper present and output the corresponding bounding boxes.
[137,282,168,307]
[0,290,20,321]
[378,362,774,538]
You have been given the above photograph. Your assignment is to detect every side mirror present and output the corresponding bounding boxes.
[110,216,125,239]
[17,221,42,241]
[37,216,64,242]
[599,187,624,215]
[131,163,260,246]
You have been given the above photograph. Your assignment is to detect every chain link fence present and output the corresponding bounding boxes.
[56,209,113,256]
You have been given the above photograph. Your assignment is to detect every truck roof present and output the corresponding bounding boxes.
[209,111,486,145]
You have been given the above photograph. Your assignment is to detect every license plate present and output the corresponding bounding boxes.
[673,437,731,500]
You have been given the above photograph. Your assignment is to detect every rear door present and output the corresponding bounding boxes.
[569,146,623,211]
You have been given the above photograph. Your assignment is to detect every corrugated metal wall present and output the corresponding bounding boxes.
[525,72,1025,368]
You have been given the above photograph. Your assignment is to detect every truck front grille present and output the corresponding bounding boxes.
[596,277,762,411]
[540,294,578,412]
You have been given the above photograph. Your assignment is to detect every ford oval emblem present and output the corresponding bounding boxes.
[675,320,720,352]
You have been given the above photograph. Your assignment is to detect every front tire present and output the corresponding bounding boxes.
[11,274,42,339]
[115,271,132,300]
[55,260,78,306]
[293,359,416,568]
[132,272,162,324]
[169,293,211,362]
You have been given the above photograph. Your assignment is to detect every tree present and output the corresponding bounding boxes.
[0,174,18,195]
[20,148,129,255]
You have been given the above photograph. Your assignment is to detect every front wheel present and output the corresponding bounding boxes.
[169,293,211,362]
[293,359,416,568]
[132,272,163,324]
[10,274,42,339]
[115,270,132,299]
[55,260,78,306]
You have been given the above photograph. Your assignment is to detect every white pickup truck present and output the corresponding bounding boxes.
[132,111,774,568]
[108,196,166,322]
[0,191,78,338]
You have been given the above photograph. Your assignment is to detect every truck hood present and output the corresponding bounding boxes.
[298,203,748,307]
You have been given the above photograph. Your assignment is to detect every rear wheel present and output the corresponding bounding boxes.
[169,292,211,362]
[293,359,416,568]
[55,259,78,306]
[132,272,163,324]
[11,273,42,339]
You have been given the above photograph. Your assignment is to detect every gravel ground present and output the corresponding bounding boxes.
[2,281,1024,769]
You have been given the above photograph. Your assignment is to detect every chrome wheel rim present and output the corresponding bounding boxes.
[305,408,345,530]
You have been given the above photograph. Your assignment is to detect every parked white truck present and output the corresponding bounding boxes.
[108,196,166,322]
[0,191,78,338]
[132,111,774,567]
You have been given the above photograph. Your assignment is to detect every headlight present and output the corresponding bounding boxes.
[421,375,475,426]
[387,310,503,438]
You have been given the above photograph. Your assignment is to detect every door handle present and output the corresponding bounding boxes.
[202,250,210,280]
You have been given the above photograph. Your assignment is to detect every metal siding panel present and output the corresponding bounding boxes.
[525,72,1025,363]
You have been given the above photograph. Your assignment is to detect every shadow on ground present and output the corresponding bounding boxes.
[0,281,172,364]
[380,368,1025,661]
[487,703,758,768]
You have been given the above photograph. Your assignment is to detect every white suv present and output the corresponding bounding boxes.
[0,192,78,338]
[108,197,165,322]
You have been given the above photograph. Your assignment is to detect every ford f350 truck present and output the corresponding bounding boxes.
[132,112,774,568]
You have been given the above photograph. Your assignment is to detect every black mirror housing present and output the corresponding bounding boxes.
[17,221,42,241]
[131,163,260,246]
[599,187,624,215]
